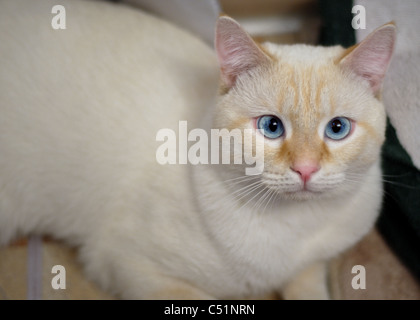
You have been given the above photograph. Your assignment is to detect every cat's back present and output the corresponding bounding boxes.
[0,0,217,126]
[0,0,218,243]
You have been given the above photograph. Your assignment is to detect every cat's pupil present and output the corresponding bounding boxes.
[268,118,278,132]
[331,119,342,133]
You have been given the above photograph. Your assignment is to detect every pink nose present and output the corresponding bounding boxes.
[291,164,320,183]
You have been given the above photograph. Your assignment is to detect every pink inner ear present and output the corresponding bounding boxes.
[215,17,270,88]
[350,51,389,93]
[341,25,396,94]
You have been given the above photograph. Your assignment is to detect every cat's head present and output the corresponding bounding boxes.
[213,16,396,201]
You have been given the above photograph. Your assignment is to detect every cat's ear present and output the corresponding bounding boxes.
[215,16,272,89]
[339,22,396,95]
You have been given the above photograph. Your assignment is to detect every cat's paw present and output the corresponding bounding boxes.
[281,261,330,300]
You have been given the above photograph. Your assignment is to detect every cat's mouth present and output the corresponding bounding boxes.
[261,169,347,200]
[263,179,326,200]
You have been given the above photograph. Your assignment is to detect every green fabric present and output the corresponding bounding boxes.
[318,0,355,47]
[318,0,420,280]
[378,121,420,280]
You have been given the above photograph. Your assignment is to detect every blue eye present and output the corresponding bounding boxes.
[257,115,285,139]
[325,117,352,140]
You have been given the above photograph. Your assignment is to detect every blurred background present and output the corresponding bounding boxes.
[219,0,321,44]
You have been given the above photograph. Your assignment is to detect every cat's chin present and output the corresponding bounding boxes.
[281,190,324,201]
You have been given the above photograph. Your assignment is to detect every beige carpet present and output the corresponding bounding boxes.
[0,239,112,300]
[1,228,419,299]
[330,228,420,299]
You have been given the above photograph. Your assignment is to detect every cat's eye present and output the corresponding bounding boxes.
[325,117,352,140]
[257,115,285,139]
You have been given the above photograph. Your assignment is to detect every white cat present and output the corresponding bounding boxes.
[0,0,395,299]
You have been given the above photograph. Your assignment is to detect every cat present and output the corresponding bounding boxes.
[0,0,395,299]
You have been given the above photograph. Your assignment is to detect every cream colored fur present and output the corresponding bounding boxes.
[0,0,394,299]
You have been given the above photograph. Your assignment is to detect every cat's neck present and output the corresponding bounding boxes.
[189,159,382,293]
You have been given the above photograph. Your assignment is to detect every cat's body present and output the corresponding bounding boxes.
[0,0,395,299]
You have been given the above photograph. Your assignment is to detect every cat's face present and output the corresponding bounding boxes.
[214,17,395,201]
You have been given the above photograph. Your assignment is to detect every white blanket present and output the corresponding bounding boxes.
[356,0,420,169]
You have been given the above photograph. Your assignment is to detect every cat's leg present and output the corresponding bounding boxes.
[119,272,216,300]
[87,261,216,300]
[142,278,216,300]
[79,242,216,300]
[281,261,330,300]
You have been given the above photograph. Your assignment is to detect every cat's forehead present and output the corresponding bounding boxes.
[262,43,345,65]
[257,44,356,123]
[232,42,371,126]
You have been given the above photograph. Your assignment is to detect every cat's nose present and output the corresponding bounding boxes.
[291,163,320,183]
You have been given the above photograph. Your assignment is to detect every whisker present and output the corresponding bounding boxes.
[251,186,271,214]
[347,172,411,179]
[224,176,260,189]
[269,190,280,212]
[217,181,265,215]
[380,180,417,189]
[230,179,262,197]
[342,178,400,202]
[233,182,265,203]
[236,183,267,212]
[261,188,277,215]
[223,174,259,184]
[211,175,264,215]
[345,173,416,189]
[220,182,264,214]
